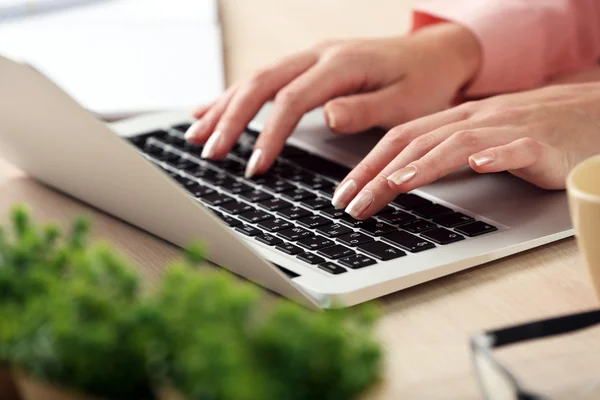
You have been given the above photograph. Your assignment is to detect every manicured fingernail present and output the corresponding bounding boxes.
[184,119,206,141]
[387,165,417,186]
[245,149,263,178]
[470,152,494,166]
[200,130,222,159]
[325,107,337,129]
[331,179,357,209]
[345,189,374,219]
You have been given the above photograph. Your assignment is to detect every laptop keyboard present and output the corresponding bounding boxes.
[127,123,498,276]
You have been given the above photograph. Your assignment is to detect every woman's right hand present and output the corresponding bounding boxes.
[184,22,482,179]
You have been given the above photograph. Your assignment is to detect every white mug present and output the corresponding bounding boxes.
[567,155,600,301]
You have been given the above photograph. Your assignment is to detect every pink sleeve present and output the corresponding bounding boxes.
[412,0,600,97]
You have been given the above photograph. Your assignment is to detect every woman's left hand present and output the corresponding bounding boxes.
[334,83,600,219]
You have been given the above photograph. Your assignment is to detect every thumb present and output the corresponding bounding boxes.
[324,85,410,134]
[468,137,569,190]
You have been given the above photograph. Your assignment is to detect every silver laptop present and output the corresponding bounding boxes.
[0,56,574,309]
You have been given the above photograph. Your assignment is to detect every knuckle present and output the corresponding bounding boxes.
[322,43,361,62]
[274,88,301,107]
[518,137,542,155]
[354,162,378,178]
[458,101,479,117]
[452,130,479,149]
[382,126,411,148]
[248,68,273,89]
[371,174,391,189]
[314,39,338,51]
[407,134,435,154]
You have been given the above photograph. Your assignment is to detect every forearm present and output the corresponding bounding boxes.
[413,0,600,97]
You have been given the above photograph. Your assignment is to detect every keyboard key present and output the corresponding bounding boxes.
[282,188,316,202]
[337,232,374,247]
[235,224,261,237]
[375,206,395,215]
[382,231,435,253]
[320,207,344,219]
[255,233,283,246]
[455,221,498,237]
[275,243,303,255]
[318,262,347,275]
[277,206,312,220]
[421,228,464,245]
[301,197,331,210]
[216,159,245,174]
[357,241,406,261]
[169,157,196,170]
[377,210,417,225]
[246,173,275,185]
[171,123,192,133]
[238,209,274,224]
[189,167,217,181]
[217,214,241,227]
[297,236,335,250]
[280,169,311,182]
[157,150,179,162]
[317,244,355,260]
[298,175,334,190]
[402,219,437,233]
[258,218,293,233]
[278,227,313,241]
[280,145,310,159]
[339,254,376,269]
[200,193,234,207]
[220,180,254,194]
[262,178,296,193]
[297,253,326,265]
[339,214,376,228]
[220,201,253,215]
[359,221,396,236]
[258,198,293,212]
[392,193,432,210]
[190,186,216,198]
[315,223,353,238]
[412,204,453,219]
[240,190,274,203]
[318,186,336,199]
[433,212,475,228]
[174,175,198,188]
[293,154,351,181]
[297,215,332,229]
[203,172,232,186]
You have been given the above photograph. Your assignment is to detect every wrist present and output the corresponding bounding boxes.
[413,22,482,91]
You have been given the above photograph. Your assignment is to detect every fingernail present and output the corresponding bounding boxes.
[345,189,374,219]
[387,165,418,186]
[200,130,222,159]
[245,149,263,178]
[325,107,337,129]
[470,152,494,166]
[331,179,357,209]
[184,119,206,141]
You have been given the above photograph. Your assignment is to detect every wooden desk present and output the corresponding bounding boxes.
[1,1,598,398]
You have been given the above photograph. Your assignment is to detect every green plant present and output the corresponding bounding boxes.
[0,206,154,399]
[0,205,383,400]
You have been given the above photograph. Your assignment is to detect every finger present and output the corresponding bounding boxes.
[199,52,319,159]
[346,127,517,219]
[331,115,474,210]
[192,102,213,119]
[184,84,239,144]
[323,84,410,134]
[246,58,370,177]
[469,138,568,190]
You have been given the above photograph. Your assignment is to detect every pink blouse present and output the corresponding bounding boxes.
[413,0,600,96]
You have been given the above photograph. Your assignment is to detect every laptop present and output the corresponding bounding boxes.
[0,56,574,309]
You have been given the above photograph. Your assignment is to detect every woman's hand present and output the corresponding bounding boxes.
[185,23,481,178]
[337,83,600,219]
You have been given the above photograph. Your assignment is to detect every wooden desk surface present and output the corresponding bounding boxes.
[1,1,598,398]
